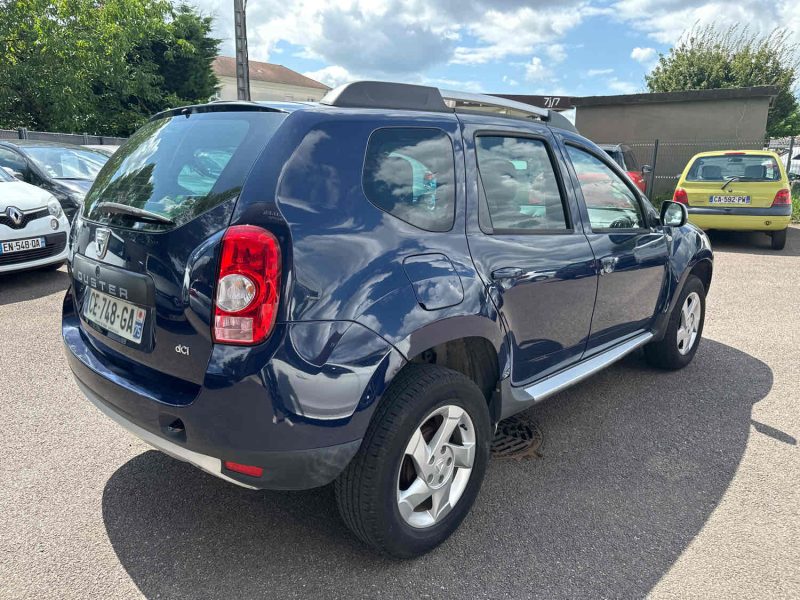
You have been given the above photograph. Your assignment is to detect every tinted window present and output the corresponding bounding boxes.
[622,147,640,171]
[363,128,455,232]
[686,154,781,182]
[567,145,645,230]
[476,136,568,231]
[83,111,286,230]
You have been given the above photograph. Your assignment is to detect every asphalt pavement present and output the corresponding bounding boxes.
[1,228,798,599]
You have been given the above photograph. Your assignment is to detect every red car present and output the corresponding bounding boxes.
[599,143,649,194]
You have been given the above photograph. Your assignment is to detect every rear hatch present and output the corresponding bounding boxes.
[70,106,287,391]
[681,152,785,208]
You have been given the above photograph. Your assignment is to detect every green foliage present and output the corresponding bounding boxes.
[646,25,800,137]
[0,1,219,137]
[792,184,800,224]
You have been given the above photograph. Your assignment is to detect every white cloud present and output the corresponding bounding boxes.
[612,0,798,45]
[502,75,519,87]
[525,56,551,82]
[630,47,656,63]
[587,68,614,77]
[546,43,568,63]
[606,77,639,94]
[303,65,354,89]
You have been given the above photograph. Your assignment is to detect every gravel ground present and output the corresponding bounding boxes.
[1,228,798,599]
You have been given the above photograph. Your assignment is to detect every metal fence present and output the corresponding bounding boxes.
[0,127,127,146]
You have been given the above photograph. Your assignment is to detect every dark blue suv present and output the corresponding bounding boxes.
[63,82,712,558]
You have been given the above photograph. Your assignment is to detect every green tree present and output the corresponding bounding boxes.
[646,25,800,137]
[0,0,219,137]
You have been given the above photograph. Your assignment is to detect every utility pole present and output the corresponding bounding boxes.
[234,0,250,101]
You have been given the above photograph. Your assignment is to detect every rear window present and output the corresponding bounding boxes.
[83,110,286,229]
[363,127,456,232]
[686,154,781,182]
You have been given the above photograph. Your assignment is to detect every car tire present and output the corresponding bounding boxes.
[335,363,491,558]
[644,274,706,370]
[771,228,787,251]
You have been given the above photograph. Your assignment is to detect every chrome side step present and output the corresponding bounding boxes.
[500,331,653,419]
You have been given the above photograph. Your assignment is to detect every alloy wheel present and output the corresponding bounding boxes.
[677,291,701,355]
[396,405,476,529]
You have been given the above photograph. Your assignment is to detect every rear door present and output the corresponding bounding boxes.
[462,116,597,385]
[70,108,287,387]
[681,152,785,208]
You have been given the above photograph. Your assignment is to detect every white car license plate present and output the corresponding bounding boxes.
[83,288,147,344]
[0,237,45,254]
[709,195,751,204]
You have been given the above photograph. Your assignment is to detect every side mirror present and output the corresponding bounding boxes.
[660,200,688,227]
[641,164,653,175]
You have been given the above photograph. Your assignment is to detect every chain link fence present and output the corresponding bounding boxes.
[0,127,126,146]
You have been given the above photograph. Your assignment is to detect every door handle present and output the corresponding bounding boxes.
[599,256,618,275]
[491,267,524,281]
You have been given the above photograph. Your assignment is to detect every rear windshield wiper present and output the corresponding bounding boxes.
[92,202,175,225]
[721,176,740,191]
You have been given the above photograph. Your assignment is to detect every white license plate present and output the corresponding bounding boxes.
[83,288,147,344]
[0,237,45,254]
[709,195,751,204]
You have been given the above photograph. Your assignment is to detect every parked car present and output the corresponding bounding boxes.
[674,150,792,250]
[0,166,70,273]
[599,143,650,194]
[62,83,713,558]
[0,140,109,222]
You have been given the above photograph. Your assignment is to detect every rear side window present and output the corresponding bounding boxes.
[686,154,781,182]
[476,136,569,232]
[363,128,456,232]
[83,111,286,230]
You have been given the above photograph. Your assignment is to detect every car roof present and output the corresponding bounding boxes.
[690,149,778,159]
[597,143,622,151]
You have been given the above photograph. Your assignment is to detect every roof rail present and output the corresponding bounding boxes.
[320,81,579,133]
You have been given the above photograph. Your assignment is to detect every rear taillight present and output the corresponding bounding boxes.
[772,188,791,206]
[213,225,281,345]
[673,187,689,205]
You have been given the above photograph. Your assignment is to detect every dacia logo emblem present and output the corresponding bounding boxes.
[95,228,111,259]
[6,206,23,226]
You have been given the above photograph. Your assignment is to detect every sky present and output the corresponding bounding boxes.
[189,0,799,98]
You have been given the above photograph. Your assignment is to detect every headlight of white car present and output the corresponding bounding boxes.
[47,198,63,218]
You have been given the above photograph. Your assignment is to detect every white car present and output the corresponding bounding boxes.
[0,167,70,273]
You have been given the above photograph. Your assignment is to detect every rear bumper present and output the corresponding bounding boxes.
[62,286,383,490]
[687,205,791,231]
[67,350,361,489]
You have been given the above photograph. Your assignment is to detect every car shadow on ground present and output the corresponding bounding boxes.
[102,339,772,599]
[707,226,800,257]
[0,266,69,306]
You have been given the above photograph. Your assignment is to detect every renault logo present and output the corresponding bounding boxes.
[6,206,23,226]
[95,228,111,259]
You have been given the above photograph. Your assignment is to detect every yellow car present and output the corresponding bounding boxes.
[673,150,792,250]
